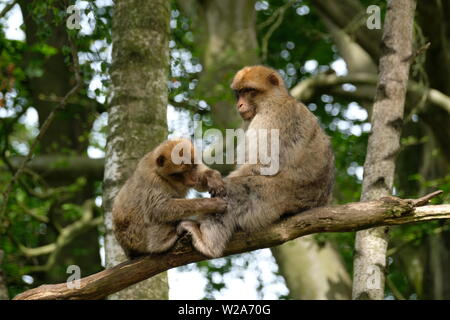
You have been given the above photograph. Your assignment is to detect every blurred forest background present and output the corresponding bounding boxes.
[0,0,449,300]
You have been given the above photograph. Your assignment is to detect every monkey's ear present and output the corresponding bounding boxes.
[267,73,279,86]
[156,155,165,167]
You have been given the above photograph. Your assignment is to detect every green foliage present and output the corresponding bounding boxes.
[1,0,448,300]
[0,0,111,297]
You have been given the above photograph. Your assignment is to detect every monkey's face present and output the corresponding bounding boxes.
[178,166,199,187]
[155,140,199,188]
[156,156,199,185]
[231,65,285,121]
[234,88,259,120]
[166,164,199,187]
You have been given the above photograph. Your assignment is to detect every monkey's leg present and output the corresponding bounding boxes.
[224,175,289,231]
[165,198,226,221]
[179,214,236,258]
[145,224,180,253]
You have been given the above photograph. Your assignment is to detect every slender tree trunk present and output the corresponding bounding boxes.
[424,232,450,299]
[19,1,97,154]
[352,0,416,300]
[19,1,102,285]
[415,0,450,299]
[313,0,450,299]
[103,0,170,299]
[0,250,8,300]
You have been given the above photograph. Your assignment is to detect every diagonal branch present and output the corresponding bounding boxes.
[259,0,297,62]
[0,0,17,19]
[311,0,382,62]
[13,191,449,300]
[18,200,102,273]
[7,156,105,181]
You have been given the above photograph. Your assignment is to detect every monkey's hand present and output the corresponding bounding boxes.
[208,180,226,198]
[206,171,227,198]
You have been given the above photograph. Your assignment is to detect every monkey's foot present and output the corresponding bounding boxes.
[177,220,198,236]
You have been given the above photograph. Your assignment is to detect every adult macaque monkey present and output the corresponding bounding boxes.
[113,139,226,258]
[180,66,335,258]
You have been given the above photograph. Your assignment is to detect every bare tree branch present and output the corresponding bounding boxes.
[18,200,102,273]
[5,200,101,276]
[13,192,449,300]
[312,0,382,62]
[290,72,450,114]
[0,0,17,19]
[259,0,297,62]
[6,156,104,180]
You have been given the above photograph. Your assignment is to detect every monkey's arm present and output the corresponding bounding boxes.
[162,198,226,221]
[227,164,260,178]
[225,171,277,184]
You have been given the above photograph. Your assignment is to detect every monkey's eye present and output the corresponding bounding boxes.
[169,172,184,180]
[234,88,258,99]
[240,88,257,95]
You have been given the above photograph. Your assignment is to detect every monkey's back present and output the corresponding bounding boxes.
[277,99,335,210]
[112,168,182,257]
[234,97,334,225]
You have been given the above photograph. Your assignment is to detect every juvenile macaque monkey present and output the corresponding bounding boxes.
[112,139,226,258]
[179,66,335,258]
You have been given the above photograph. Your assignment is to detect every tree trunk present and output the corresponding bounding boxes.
[415,0,450,299]
[178,0,259,132]
[352,0,416,300]
[18,1,102,285]
[0,250,8,300]
[312,0,450,299]
[423,232,450,299]
[19,1,97,154]
[271,236,352,300]
[103,0,170,299]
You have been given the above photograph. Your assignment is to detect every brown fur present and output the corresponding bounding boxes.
[112,139,226,258]
[180,66,335,258]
